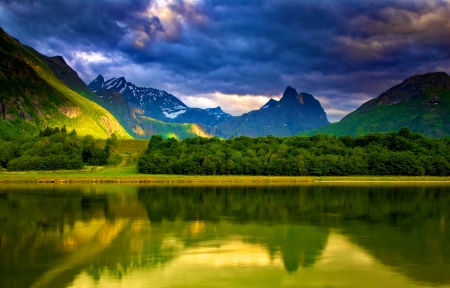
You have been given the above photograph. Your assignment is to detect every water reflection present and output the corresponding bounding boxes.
[0,184,449,287]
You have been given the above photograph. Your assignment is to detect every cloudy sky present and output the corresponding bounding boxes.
[1,0,450,121]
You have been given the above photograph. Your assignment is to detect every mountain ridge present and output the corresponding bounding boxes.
[300,72,450,138]
[88,75,234,127]
[0,27,131,139]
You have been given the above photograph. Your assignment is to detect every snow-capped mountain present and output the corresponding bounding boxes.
[88,75,233,125]
[89,75,189,121]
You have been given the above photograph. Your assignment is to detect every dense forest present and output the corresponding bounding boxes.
[0,126,117,171]
[138,128,450,176]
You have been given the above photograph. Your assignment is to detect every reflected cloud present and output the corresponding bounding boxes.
[69,232,450,288]
[177,240,284,267]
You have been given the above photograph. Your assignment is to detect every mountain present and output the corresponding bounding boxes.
[214,86,330,137]
[300,72,450,138]
[89,75,188,120]
[93,88,213,139]
[27,48,94,99]
[260,98,279,109]
[88,76,233,126]
[0,27,131,139]
[18,46,211,140]
[173,106,233,126]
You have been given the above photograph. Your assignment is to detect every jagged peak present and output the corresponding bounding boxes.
[95,74,104,80]
[88,75,106,92]
[260,98,279,109]
[284,86,298,95]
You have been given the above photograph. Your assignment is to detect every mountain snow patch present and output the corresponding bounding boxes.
[163,109,187,119]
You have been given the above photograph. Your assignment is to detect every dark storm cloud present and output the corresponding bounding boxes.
[0,0,158,48]
[1,0,450,120]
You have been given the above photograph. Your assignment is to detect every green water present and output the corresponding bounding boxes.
[0,183,449,288]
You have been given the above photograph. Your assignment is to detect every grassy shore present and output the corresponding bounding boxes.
[1,166,450,183]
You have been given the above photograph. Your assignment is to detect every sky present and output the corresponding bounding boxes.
[1,0,450,122]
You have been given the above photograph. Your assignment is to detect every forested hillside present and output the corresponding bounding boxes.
[138,128,450,176]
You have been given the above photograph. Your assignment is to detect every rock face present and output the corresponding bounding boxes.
[215,86,330,137]
[300,72,450,138]
[88,75,233,126]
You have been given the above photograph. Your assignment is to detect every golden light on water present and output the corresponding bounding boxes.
[68,230,450,288]
[3,185,449,288]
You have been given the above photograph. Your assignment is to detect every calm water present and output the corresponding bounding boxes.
[0,183,449,288]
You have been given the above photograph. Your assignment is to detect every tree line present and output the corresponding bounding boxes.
[138,128,450,176]
[0,126,117,171]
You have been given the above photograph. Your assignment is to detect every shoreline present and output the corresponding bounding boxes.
[1,167,450,184]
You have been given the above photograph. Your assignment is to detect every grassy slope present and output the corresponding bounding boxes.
[300,90,450,138]
[0,27,131,139]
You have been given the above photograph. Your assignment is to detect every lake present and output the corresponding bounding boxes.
[0,183,449,288]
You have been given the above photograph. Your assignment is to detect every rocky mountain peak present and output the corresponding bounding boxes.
[278,86,319,107]
[260,98,279,109]
[205,106,226,114]
[282,86,299,99]
[88,75,189,120]
[88,75,105,92]
[95,74,104,82]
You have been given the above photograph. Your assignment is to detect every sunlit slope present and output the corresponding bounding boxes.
[90,89,215,139]
[23,53,214,140]
[300,72,450,138]
[0,27,131,139]
[138,116,213,139]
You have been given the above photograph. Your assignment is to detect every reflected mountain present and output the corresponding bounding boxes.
[0,184,449,287]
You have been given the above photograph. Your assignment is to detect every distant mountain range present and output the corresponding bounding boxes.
[87,75,330,137]
[89,76,233,126]
[1,26,449,139]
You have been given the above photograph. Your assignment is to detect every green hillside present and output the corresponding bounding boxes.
[300,72,450,138]
[0,27,131,139]
[138,116,213,139]
[26,49,214,140]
